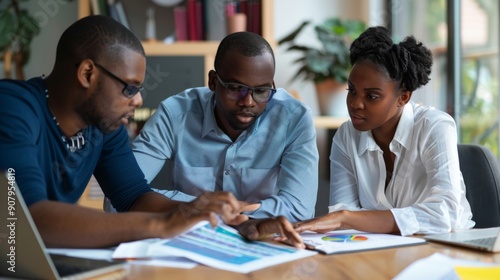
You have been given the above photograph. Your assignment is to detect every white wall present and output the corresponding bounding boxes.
[274,0,370,115]
[274,0,375,215]
[26,1,78,79]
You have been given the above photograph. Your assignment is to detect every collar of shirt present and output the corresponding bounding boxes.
[201,93,217,138]
[357,101,415,156]
[200,90,263,140]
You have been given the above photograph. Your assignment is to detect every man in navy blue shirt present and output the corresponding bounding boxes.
[0,15,304,249]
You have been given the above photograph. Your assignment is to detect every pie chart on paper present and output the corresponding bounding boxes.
[321,234,368,242]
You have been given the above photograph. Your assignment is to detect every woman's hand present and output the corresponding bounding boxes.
[293,212,345,234]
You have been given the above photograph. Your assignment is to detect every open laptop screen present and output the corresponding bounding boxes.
[0,170,126,279]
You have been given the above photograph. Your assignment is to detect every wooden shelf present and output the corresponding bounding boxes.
[78,0,274,44]
[314,116,349,129]
[79,0,274,88]
[143,41,219,79]
[142,41,219,56]
[77,190,104,211]
[77,176,104,211]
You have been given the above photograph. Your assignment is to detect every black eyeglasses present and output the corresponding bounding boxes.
[215,72,276,103]
[94,63,144,98]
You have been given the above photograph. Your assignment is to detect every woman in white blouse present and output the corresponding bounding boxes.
[294,26,474,236]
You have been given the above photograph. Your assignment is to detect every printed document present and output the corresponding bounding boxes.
[394,253,500,280]
[301,229,426,254]
[113,221,316,273]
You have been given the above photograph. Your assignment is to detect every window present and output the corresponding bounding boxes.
[390,0,500,157]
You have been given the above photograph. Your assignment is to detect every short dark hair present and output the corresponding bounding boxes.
[55,15,145,65]
[350,26,433,92]
[214,31,275,71]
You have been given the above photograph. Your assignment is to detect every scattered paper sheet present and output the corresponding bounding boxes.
[111,238,198,268]
[393,253,499,280]
[113,221,316,273]
[300,230,426,254]
[47,248,115,261]
[113,238,163,259]
[130,257,197,269]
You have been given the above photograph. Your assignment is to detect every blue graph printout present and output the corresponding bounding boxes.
[159,222,317,273]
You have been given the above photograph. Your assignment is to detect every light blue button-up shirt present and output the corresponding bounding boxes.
[132,87,318,222]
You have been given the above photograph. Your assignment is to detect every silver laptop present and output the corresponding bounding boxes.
[0,172,127,279]
[424,227,500,252]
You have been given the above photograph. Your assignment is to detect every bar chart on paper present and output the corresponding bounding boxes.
[155,222,316,273]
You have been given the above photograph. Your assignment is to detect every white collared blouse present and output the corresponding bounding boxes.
[329,101,474,236]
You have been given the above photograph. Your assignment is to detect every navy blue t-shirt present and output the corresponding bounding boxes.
[0,77,151,211]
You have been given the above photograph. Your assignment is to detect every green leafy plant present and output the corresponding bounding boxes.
[0,0,40,79]
[278,18,366,84]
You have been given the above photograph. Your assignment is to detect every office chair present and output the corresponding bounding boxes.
[457,144,500,228]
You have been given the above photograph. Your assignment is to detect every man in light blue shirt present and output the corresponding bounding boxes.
[132,32,318,223]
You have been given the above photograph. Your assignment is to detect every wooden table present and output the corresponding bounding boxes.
[119,241,500,279]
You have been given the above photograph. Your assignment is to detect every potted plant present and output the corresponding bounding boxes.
[278,18,366,115]
[0,0,40,80]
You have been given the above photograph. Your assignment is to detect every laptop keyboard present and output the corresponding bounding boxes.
[463,237,496,248]
[54,261,88,277]
[51,254,95,277]
[50,254,125,277]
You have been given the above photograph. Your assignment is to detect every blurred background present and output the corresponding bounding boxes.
[1,0,498,215]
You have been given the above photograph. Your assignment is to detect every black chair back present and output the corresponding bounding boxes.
[458,144,500,228]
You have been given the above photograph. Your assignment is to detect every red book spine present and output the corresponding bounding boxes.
[239,0,248,31]
[195,0,203,40]
[187,0,197,41]
[225,1,236,17]
[239,0,247,14]
[248,0,261,35]
[247,0,254,33]
[174,6,188,41]
[254,0,261,35]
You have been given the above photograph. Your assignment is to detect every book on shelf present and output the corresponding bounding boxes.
[175,0,205,41]
[186,0,197,40]
[195,0,203,40]
[92,0,263,43]
[170,0,262,42]
[224,0,261,35]
[105,0,130,29]
[174,5,188,41]
[239,0,248,14]
[225,0,237,17]
[247,0,261,34]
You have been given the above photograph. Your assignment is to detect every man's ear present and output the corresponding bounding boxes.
[208,70,217,91]
[76,59,95,90]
